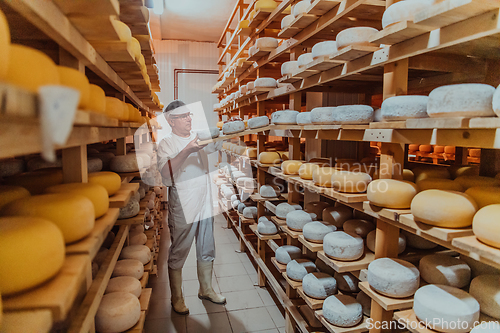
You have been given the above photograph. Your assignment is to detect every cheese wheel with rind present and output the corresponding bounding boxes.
[281,60,299,76]
[413,167,451,183]
[118,199,140,219]
[248,116,269,129]
[343,219,375,238]
[313,167,340,187]
[243,206,258,219]
[111,19,132,42]
[331,171,372,193]
[302,221,336,243]
[312,41,338,59]
[417,178,464,192]
[276,202,298,219]
[292,0,311,17]
[129,232,147,245]
[471,322,500,332]
[3,168,63,195]
[419,254,471,288]
[258,152,281,164]
[402,230,438,250]
[271,110,299,124]
[336,27,378,49]
[57,66,90,109]
[464,186,500,208]
[88,172,122,196]
[286,210,313,231]
[356,291,371,316]
[323,295,363,328]
[454,175,500,190]
[322,205,353,229]
[286,259,317,281]
[299,163,321,180]
[297,53,313,68]
[296,112,312,125]
[255,77,277,88]
[382,0,437,28]
[381,95,429,120]
[112,259,144,279]
[323,231,364,261]
[304,201,330,218]
[276,245,302,265]
[0,159,25,178]
[223,121,245,134]
[335,271,360,292]
[105,276,142,298]
[367,179,418,209]
[473,204,500,249]
[469,274,500,319]
[257,219,278,235]
[255,0,278,11]
[302,272,337,299]
[368,258,420,298]
[120,245,151,265]
[45,183,109,218]
[311,105,374,124]
[282,160,303,175]
[95,292,141,333]
[281,14,295,29]
[255,37,279,49]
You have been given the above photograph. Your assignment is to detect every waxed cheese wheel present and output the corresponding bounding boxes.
[271,110,299,124]
[105,276,142,298]
[469,274,500,319]
[0,186,30,211]
[323,295,363,328]
[419,254,471,288]
[368,258,420,298]
[243,206,258,219]
[258,152,281,164]
[419,145,432,153]
[402,230,438,250]
[367,179,418,209]
[281,14,295,29]
[112,259,144,279]
[281,60,299,76]
[299,163,320,180]
[286,210,313,231]
[296,112,312,125]
[95,292,141,333]
[323,231,364,261]
[258,219,278,235]
[382,0,437,28]
[303,221,336,243]
[255,0,278,11]
[381,95,429,120]
[311,105,374,124]
[111,19,132,42]
[223,121,245,134]
[292,0,311,17]
[335,271,360,293]
[322,205,353,229]
[312,41,338,59]
[417,178,464,192]
[276,202,298,219]
[248,116,269,129]
[428,84,496,118]
[255,77,277,88]
[303,272,337,299]
[336,27,378,49]
[297,53,313,68]
[110,155,139,173]
[286,259,317,281]
[473,204,500,249]
[88,84,106,114]
[331,171,372,193]
[105,97,127,120]
[367,230,406,254]
[413,285,480,333]
[411,190,477,228]
[57,66,90,109]
[313,167,339,187]
[282,160,303,175]
[343,219,374,238]
[255,37,279,49]
[304,201,329,218]
[120,245,151,265]
[276,245,302,265]
[454,175,500,190]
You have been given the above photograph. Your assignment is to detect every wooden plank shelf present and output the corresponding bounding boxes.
[358,281,413,311]
[0,309,53,333]
[250,223,282,241]
[362,201,410,222]
[91,41,136,62]
[308,0,342,15]
[115,208,146,226]
[73,110,120,127]
[291,67,320,79]
[299,235,324,252]
[306,55,344,71]
[317,250,375,273]
[278,74,302,83]
[330,45,380,62]
[290,13,318,29]
[452,236,500,269]
[369,121,407,129]
[247,47,276,61]
[316,310,370,333]
[140,272,149,289]
[271,216,287,227]
[297,286,325,310]
[469,117,500,128]
[52,0,119,16]
[370,21,434,45]
[125,311,146,333]
[405,117,471,129]
[281,225,302,239]
[271,257,287,273]
[283,272,302,290]
[109,183,140,208]
[322,188,367,204]
[197,125,271,145]
[398,214,474,242]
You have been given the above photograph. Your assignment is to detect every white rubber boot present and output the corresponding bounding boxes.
[197,261,226,304]
[168,268,189,315]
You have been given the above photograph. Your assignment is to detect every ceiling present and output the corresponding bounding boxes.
[149,0,238,43]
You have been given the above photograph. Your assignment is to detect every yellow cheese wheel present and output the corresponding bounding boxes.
[282,160,303,175]
[367,179,418,209]
[3,168,63,195]
[444,146,455,154]
[5,45,59,93]
[255,0,277,11]
[245,148,258,158]
[408,144,420,152]
[419,145,432,153]
[278,151,289,161]
[1,193,95,243]
[313,167,341,187]
[111,19,132,42]
[57,66,90,109]
[299,163,321,180]
[403,169,415,182]
[469,148,481,157]
[238,20,249,29]
[0,185,30,211]
[454,176,500,190]
[417,178,464,192]
[448,165,479,179]
[0,217,65,295]
[105,97,126,120]
[465,187,500,209]
[331,171,372,193]
[88,84,106,114]
[249,10,256,20]
[0,8,10,81]
[129,37,142,61]
[126,103,137,122]
[258,152,281,164]
[413,167,451,183]
[473,204,500,248]
[139,54,146,68]
[411,190,477,228]
[88,171,122,196]
[45,183,109,218]
[283,5,292,14]
[433,146,445,154]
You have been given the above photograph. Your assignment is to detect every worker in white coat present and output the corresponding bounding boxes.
[157,100,225,315]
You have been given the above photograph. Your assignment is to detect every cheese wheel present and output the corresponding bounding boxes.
[258,152,281,164]
[248,116,269,129]
[0,8,9,80]
[412,190,477,228]
[413,167,451,183]
[286,259,317,281]
[88,152,115,170]
[419,254,471,288]
[111,19,132,42]
[313,167,339,187]
[105,276,142,298]
[57,66,90,109]
[118,199,140,219]
[258,219,278,235]
[471,322,500,332]
[88,158,103,173]
[5,45,59,93]
[254,77,277,88]
[0,158,24,178]
[494,84,500,117]
[464,186,500,208]
[303,221,336,243]
[105,97,126,120]
[381,95,429,120]
[311,105,374,124]
[460,255,500,278]
[286,210,313,231]
[95,292,141,333]
[413,285,480,333]
[113,259,144,279]
[368,258,420,298]
[296,112,312,125]
[428,84,496,118]
[419,145,432,153]
[281,14,295,29]
[402,169,415,183]
[110,154,139,173]
[323,295,363,328]
[322,205,353,229]
[303,272,337,299]
[276,245,302,265]
[282,160,303,175]
[382,0,437,28]
[336,27,378,49]
[469,275,500,319]
[120,245,151,265]
[468,148,481,158]
[0,217,65,295]
[255,37,279,49]
[417,178,464,192]
[0,186,30,211]
[129,231,146,246]
[243,206,258,219]
[26,157,61,172]
[312,41,338,59]
[473,204,500,248]
[1,193,94,244]
[292,0,311,17]
[331,171,372,193]
[45,183,109,218]
[367,179,418,209]
[223,121,245,134]
[238,19,249,30]
[402,230,438,250]
[276,203,298,219]
[454,175,500,190]
[304,201,329,219]
[297,53,313,68]
[299,163,320,180]
[271,110,299,124]
[281,60,299,76]
[88,172,122,196]
[255,0,277,11]
[335,271,360,293]
[323,231,364,261]
[356,291,371,317]
[343,219,375,238]
[367,230,406,254]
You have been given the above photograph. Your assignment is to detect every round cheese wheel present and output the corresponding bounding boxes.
[402,230,438,250]
[0,217,64,295]
[454,175,500,190]
[88,152,115,170]
[304,201,330,218]
[95,292,141,333]
[367,179,418,209]
[1,193,94,244]
[113,259,144,279]
[111,19,132,42]
[428,84,496,118]
[248,116,269,129]
[247,81,255,90]
[299,163,320,180]
[88,158,103,173]
[276,203,297,219]
[303,221,336,243]
[419,254,471,288]
[286,259,317,281]
[110,154,139,173]
[312,41,338,59]
[297,53,313,68]
[402,169,415,182]
[271,110,299,124]
[57,66,90,109]
[105,276,142,298]
[0,185,30,211]
[6,45,59,93]
[368,258,420,298]
[286,210,313,231]
[334,271,360,293]
[105,97,127,120]
[367,230,406,254]
[282,160,303,175]
[419,145,432,153]
[281,60,299,76]
[356,291,371,316]
[276,245,302,265]
[232,200,240,209]
[417,178,464,192]
[471,322,500,332]
[343,219,374,238]
[381,95,429,120]
[258,152,281,165]
[413,285,480,333]
[331,171,372,193]
[296,112,312,125]
[0,158,25,178]
[118,199,140,219]
[469,274,500,319]
[255,37,279,49]
[243,206,258,219]
[26,157,62,172]
[3,168,63,195]
[197,127,220,141]
[323,231,364,261]
[313,167,339,187]
[258,219,278,235]
[120,245,151,265]
[45,183,109,218]
[460,255,500,278]
[464,186,500,208]
[411,190,477,228]
[413,167,451,183]
[223,121,245,134]
[129,232,147,246]
[259,185,280,198]
[323,295,363,328]
[255,0,278,11]
[382,0,437,28]
[292,0,311,17]
[473,204,500,248]
[311,105,374,124]
[281,14,295,29]
[255,77,277,88]
[322,205,353,229]
[0,8,9,80]
[303,272,337,299]
[336,27,378,49]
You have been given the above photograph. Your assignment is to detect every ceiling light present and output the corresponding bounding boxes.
[153,0,164,15]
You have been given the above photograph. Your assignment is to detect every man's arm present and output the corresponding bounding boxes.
[160,135,206,179]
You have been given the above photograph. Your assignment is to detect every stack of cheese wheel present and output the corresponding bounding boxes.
[312,41,338,59]
[281,160,303,175]
[45,183,109,218]
[271,110,299,124]
[473,204,500,249]
[323,231,364,261]
[0,185,30,211]
[258,151,281,165]
[382,0,438,28]
[275,245,302,264]
[323,205,353,229]
[336,27,378,49]
[419,254,471,288]
[381,95,429,120]
[331,171,372,193]
[368,258,420,298]
[367,179,418,209]
[88,172,122,196]
[367,230,406,254]
[323,294,363,328]
[223,120,245,134]
[286,259,317,281]
[302,272,337,299]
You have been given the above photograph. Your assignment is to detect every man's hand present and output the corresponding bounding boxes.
[185,135,207,154]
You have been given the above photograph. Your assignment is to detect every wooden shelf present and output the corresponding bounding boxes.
[281,225,302,239]
[271,257,287,273]
[271,216,287,227]
[452,236,500,269]
[0,309,53,333]
[316,310,369,333]
[297,286,325,310]
[317,250,375,273]
[398,214,474,242]
[125,311,146,333]
[109,183,140,208]
[283,272,302,290]
[370,21,434,45]
[197,125,271,145]
[358,281,413,311]
[362,202,411,222]
[250,224,282,241]
[299,235,324,252]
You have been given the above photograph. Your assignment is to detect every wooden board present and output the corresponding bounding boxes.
[369,121,407,129]
[322,188,367,204]
[140,272,149,289]
[316,310,369,333]
[281,225,302,239]
[330,45,380,62]
[125,311,146,333]
[278,74,302,83]
[52,0,119,16]
[358,281,413,311]
[306,55,344,71]
[406,117,470,129]
[248,8,274,28]
[452,236,500,268]
[308,0,342,15]
[109,183,140,208]
[317,250,375,273]
[399,214,474,242]
[282,272,302,290]
[197,126,271,145]
[393,309,438,333]
[278,26,301,38]
[91,41,135,62]
[299,235,323,252]
[271,216,287,226]
[468,117,500,128]
[139,288,152,312]
[362,201,410,222]
[299,304,324,328]
[247,47,276,61]
[271,257,287,273]
[370,21,434,45]
[292,68,320,79]
[250,224,282,241]
[115,209,146,226]
[73,110,119,127]
[297,286,325,310]
[290,13,318,29]
[0,309,53,333]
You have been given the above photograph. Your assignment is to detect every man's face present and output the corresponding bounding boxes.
[166,112,192,132]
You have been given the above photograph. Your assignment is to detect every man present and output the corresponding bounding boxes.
[157,100,225,315]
